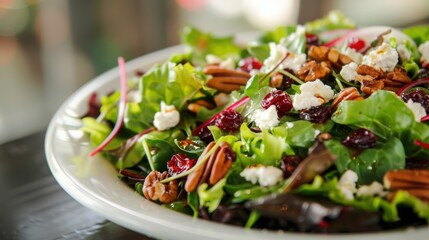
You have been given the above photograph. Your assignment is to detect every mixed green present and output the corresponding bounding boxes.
[81,11,429,233]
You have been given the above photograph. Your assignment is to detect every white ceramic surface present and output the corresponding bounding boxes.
[45,45,429,240]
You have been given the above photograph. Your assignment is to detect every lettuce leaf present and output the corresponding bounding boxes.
[331,90,429,159]
[124,62,203,133]
[304,10,355,34]
[198,178,226,213]
[325,138,405,184]
[402,25,429,46]
[181,26,242,66]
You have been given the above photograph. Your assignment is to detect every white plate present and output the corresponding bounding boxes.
[45,45,429,240]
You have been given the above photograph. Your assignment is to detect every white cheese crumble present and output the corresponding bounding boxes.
[205,54,235,70]
[340,62,359,82]
[356,181,385,197]
[344,48,363,64]
[406,99,426,121]
[362,43,398,72]
[397,44,411,62]
[252,105,279,130]
[418,41,429,63]
[263,42,306,74]
[337,170,358,200]
[240,165,283,187]
[292,79,335,110]
[153,102,180,131]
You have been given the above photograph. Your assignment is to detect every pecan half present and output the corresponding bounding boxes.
[297,60,332,82]
[361,79,384,95]
[204,66,250,93]
[381,67,412,92]
[332,87,364,109]
[187,99,216,113]
[143,171,178,204]
[308,46,353,68]
[184,141,235,192]
[357,65,386,79]
[384,169,429,203]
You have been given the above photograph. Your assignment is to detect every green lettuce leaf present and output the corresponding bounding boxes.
[325,138,405,184]
[331,90,429,159]
[198,178,227,213]
[402,25,429,46]
[304,10,355,34]
[124,62,203,133]
[181,26,242,66]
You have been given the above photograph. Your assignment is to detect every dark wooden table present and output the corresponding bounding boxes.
[0,131,154,240]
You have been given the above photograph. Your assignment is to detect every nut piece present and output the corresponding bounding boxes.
[357,65,386,79]
[184,141,235,192]
[308,46,353,68]
[331,87,364,109]
[204,66,250,93]
[381,67,412,92]
[297,60,332,82]
[384,169,429,203]
[361,79,384,95]
[143,171,178,204]
[187,99,216,113]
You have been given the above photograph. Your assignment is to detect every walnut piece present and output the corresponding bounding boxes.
[308,45,353,68]
[361,79,384,95]
[143,171,178,204]
[297,60,332,82]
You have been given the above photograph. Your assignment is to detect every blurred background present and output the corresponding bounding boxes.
[1,0,429,144]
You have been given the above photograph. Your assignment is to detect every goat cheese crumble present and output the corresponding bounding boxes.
[362,43,398,72]
[240,165,283,187]
[419,41,429,63]
[344,48,363,64]
[263,42,306,73]
[337,170,358,200]
[252,105,279,130]
[397,44,411,62]
[340,62,358,82]
[153,102,180,131]
[293,79,335,110]
[406,99,426,121]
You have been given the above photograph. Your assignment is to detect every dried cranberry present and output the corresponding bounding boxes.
[261,90,293,116]
[83,92,101,118]
[194,125,214,144]
[342,128,377,149]
[238,57,263,72]
[406,158,429,169]
[401,89,429,113]
[167,154,197,176]
[280,155,302,178]
[348,37,366,52]
[305,33,320,51]
[299,105,332,123]
[215,109,243,131]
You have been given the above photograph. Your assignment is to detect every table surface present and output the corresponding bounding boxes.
[0,131,154,240]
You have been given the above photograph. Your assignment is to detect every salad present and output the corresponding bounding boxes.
[81,11,429,233]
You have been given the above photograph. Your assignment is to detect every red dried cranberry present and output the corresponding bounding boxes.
[405,158,429,169]
[238,57,263,72]
[167,154,197,176]
[401,89,429,113]
[280,155,302,178]
[194,125,214,144]
[261,90,293,116]
[299,105,332,123]
[215,109,243,131]
[305,33,320,51]
[348,37,366,52]
[83,92,101,118]
[342,128,377,149]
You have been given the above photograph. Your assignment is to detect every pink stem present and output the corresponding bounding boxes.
[396,78,429,96]
[421,115,429,122]
[414,139,429,150]
[90,57,128,157]
[322,30,356,48]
